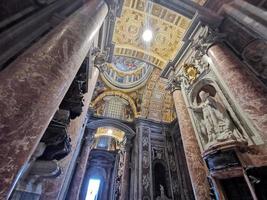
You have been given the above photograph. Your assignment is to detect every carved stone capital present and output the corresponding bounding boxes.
[192,26,226,62]
[166,69,182,93]
[91,47,107,72]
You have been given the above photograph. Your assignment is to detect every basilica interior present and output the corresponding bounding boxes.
[0,0,267,199]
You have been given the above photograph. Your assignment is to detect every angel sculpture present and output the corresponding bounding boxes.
[189,91,246,147]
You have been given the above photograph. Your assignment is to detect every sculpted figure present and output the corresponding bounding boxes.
[156,185,170,200]
[189,91,246,147]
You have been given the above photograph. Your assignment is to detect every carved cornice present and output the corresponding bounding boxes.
[191,26,226,61]
[165,26,224,92]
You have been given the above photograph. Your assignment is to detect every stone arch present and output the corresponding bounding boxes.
[87,118,135,140]
[91,91,138,117]
[189,78,217,105]
[152,159,172,199]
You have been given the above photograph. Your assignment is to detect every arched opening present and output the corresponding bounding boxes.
[153,160,171,199]
[85,178,101,200]
[80,151,115,200]
[79,121,134,200]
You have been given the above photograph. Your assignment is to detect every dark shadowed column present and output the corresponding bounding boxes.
[208,43,267,142]
[173,89,210,200]
[0,0,108,198]
[120,143,131,200]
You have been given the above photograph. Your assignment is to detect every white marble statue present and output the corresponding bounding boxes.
[189,90,246,147]
[156,185,171,200]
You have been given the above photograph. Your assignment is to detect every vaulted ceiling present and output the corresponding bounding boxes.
[92,0,206,123]
[112,0,191,69]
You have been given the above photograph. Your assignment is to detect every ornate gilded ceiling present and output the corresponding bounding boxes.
[92,0,194,123]
[112,0,191,69]
[139,68,176,122]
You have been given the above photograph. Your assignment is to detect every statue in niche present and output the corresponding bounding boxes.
[189,90,246,148]
[95,100,104,116]
[124,105,133,121]
[156,185,171,200]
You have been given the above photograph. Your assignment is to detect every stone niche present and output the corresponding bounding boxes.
[188,80,249,152]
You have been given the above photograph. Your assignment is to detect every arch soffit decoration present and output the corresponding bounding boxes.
[87,118,136,139]
[91,90,138,117]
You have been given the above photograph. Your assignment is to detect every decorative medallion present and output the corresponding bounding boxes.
[183,63,200,84]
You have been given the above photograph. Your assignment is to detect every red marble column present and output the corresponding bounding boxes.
[40,67,100,200]
[67,131,94,200]
[0,0,108,198]
[173,89,210,200]
[208,43,267,141]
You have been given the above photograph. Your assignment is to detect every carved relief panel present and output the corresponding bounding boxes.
[141,126,152,200]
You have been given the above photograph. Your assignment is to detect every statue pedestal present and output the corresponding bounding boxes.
[204,140,248,154]
[202,141,248,179]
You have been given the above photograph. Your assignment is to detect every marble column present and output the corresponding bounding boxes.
[207,43,267,141]
[0,0,108,198]
[120,144,131,200]
[67,129,94,200]
[172,89,210,200]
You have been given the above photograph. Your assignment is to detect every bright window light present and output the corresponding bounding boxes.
[142,29,153,42]
[107,129,113,134]
[85,178,101,200]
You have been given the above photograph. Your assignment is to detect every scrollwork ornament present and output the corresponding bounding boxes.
[192,26,226,60]
[172,179,179,194]
[143,151,150,169]
[142,135,149,147]
[142,174,150,191]
[185,27,226,84]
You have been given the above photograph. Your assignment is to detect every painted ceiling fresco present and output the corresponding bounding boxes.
[112,0,191,69]
[113,56,147,72]
[101,57,154,92]
[93,0,193,123]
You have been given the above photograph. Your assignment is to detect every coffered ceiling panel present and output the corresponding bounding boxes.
[112,0,191,69]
